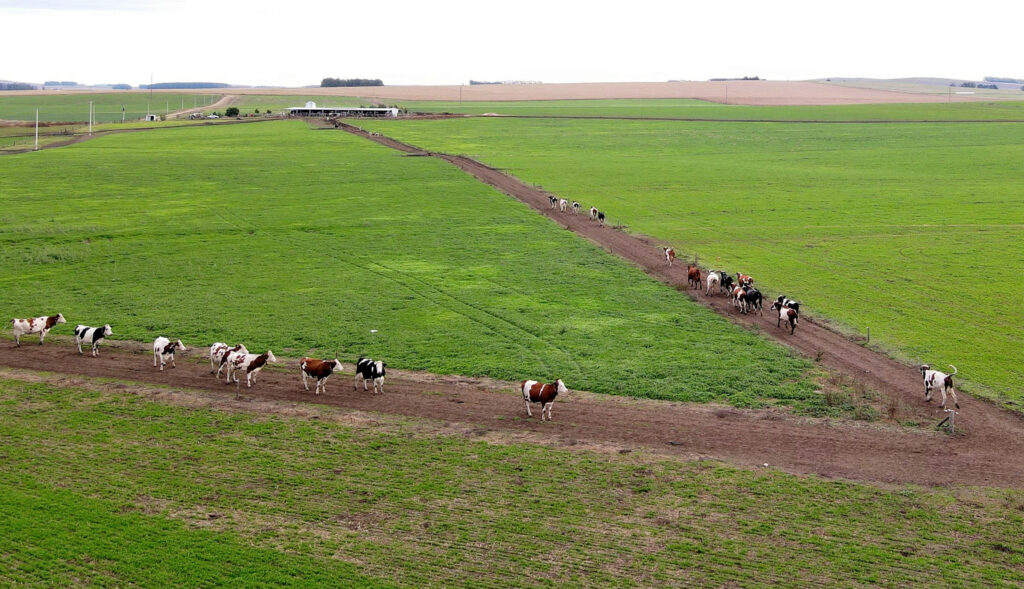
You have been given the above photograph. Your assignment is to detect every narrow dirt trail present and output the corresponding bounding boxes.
[2,342,1023,488]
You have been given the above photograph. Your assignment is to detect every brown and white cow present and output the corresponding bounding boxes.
[153,336,187,370]
[687,265,702,289]
[300,357,343,395]
[211,343,248,375]
[920,364,959,409]
[10,313,65,346]
[663,247,676,266]
[520,378,568,421]
[227,350,277,393]
[736,272,754,287]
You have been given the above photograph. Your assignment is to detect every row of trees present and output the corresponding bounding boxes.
[0,82,35,91]
[321,78,383,87]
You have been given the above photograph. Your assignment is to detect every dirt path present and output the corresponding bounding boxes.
[168,94,237,119]
[1,341,1022,488]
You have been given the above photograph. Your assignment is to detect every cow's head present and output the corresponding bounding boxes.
[102,325,112,337]
[556,379,568,395]
[56,313,67,324]
[919,364,931,375]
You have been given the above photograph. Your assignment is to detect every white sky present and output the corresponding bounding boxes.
[3,0,1022,87]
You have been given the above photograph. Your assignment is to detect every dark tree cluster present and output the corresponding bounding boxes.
[320,78,383,87]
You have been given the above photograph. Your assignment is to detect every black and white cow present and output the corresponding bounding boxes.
[740,286,763,315]
[773,295,800,314]
[548,196,558,209]
[571,201,581,215]
[74,324,112,356]
[354,357,387,394]
[597,211,605,225]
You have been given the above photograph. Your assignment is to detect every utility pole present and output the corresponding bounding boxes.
[34,109,38,150]
[89,101,93,135]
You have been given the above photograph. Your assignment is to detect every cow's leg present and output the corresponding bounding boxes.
[949,386,960,409]
[76,339,83,354]
[524,398,533,417]
[303,371,309,391]
[154,351,159,367]
[924,385,932,402]
[939,387,947,409]
[14,333,20,346]
[377,378,384,393]
[544,403,553,421]
[170,355,176,369]
[353,373,358,390]
[39,330,46,345]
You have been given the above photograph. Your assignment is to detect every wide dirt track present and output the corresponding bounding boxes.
[2,340,1024,489]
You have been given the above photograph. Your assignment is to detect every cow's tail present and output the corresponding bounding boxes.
[949,364,957,376]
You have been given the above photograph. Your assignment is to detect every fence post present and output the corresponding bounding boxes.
[866,327,870,343]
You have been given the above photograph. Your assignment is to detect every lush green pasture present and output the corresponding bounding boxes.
[0,92,218,122]
[0,120,821,407]
[355,117,1024,405]
[1,379,1022,587]
[394,98,1024,121]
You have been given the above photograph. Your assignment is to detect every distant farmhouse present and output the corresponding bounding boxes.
[287,101,399,118]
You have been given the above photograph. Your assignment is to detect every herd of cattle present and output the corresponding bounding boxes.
[662,247,801,335]
[7,246,961,419]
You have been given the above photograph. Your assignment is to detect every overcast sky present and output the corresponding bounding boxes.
[3,0,1022,87]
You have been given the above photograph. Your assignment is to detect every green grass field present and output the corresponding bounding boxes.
[354,117,1024,407]
[0,120,825,409]
[0,92,219,122]
[1,379,1021,587]
[391,98,1024,121]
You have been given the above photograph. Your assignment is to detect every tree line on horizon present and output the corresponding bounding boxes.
[321,78,383,87]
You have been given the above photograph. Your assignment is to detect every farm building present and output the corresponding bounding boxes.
[287,101,399,118]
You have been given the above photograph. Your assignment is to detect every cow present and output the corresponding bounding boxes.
[226,350,277,390]
[571,201,581,215]
[548,196,558,209]
[719,272,734,295]
[589,206,599,220]
[920,364,959,409]
[773,295,800,314]
[687,265,702,289]
[741,286,764,316]
[354,357,387,394]
[706,270,721,296]
[730,284,747,312]
[520,378,568,421]
[10,313,65,346]
[597,211,605,225]
[74,324,112,356]
[153,337,186,371]
[210,342,248,375]
[736,272,754,287]
[559,198,568,212]
[663,247,676,266]
[218,345,252,381]
[300,357,343,395]
[769,301,798,334]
